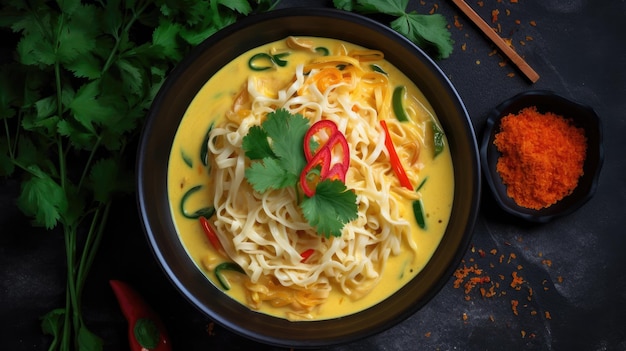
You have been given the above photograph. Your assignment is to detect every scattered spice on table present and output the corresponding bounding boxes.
[494,106,587,209]
[452,239,559,337]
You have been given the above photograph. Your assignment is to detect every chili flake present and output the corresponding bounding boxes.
[511,299,519,315]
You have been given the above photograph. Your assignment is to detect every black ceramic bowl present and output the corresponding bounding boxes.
[480,90,603,223]
[137,8,480,348]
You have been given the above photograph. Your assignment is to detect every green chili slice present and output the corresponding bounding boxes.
[180,185,215,219]
[432,120,445,157]
[370,64,388,75]
[200,122,214,167]
[181,148,193,168]
[413,198,427,230]
[416,177,428,191]
[392,86,410,122]
[214,262,246,290]
[134,318,160,350]
[272,52,290,67]
[248,53,274,71]
[315,46,329,56]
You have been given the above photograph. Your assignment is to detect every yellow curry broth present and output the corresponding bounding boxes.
[167,37,454,320]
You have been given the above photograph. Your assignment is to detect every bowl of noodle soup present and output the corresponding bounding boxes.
[137,8,480,347]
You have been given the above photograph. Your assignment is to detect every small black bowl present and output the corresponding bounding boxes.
[480,90,604,223]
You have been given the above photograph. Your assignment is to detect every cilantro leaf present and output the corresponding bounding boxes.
[243,109,309,192]
[56,4,99,65]
[242,125,275,160]
[17,166,68,229]
[261,109,309,176]
[391,13,454,59]
[353,0,408,16]
[218,0,253,15]
[245,157,294,193]
[41,308,65,341]
[332,0,355,11]
[152,20,183,62]
[300,179,358,238]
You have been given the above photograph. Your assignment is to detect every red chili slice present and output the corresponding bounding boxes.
[300,119,350,197]
[380,120,413,191]
[300,248,315,263]
[199,216,226,257]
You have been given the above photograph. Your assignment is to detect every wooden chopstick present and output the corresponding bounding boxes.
[451,0,540,83]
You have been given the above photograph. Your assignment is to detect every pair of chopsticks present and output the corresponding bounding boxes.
[451,0,540,83]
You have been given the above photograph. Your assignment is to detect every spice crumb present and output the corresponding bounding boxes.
[545,311,552,319]
[511,300,519,315]
[491,9,500,23]
[511,271,524,289]
[207,322,216,336]
[454,16,463,29]
[424,332,432,338]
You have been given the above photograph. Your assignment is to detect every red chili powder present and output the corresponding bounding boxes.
[493,106,587,209]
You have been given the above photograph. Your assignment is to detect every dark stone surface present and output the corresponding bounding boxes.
[2,1,625,350]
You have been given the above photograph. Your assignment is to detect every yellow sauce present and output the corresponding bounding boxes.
[167,37,454,320]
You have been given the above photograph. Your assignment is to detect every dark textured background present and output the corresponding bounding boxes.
[2,0,625,350]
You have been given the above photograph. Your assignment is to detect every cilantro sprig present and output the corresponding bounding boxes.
[333,0,454,59]
[242,109,358,238]
[0,1,278,350]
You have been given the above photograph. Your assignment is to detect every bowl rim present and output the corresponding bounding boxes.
[137,7,481,347]
[480,89,604,223]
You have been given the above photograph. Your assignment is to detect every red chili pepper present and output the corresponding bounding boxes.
[300,248,315,263]
[300,119,350,197]
[109,280,172,351]
[380,120,413,191]
[199,216,226,257]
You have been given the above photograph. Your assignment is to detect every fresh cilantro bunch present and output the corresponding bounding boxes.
[333,0,454,59]
[0,0,278,350]
[242,109,358,238]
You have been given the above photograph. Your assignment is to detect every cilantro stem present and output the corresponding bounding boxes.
[77,136,103,191]
[101,1,149,73]
[2,115,14,160]
[63,223,80,349]
[76,201,112,298]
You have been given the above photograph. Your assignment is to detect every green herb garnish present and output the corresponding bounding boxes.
[242,109,358,238]
[0,1,278,350]
[333,0,454,59]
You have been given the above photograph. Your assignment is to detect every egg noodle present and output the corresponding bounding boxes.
[206,39,433,320]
